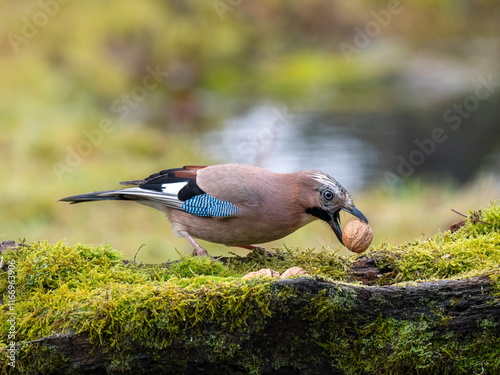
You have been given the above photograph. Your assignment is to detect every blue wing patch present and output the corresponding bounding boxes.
[182,194,240,217]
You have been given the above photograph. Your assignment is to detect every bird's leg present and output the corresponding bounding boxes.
[180,231,210,257]
[238,245,275,257]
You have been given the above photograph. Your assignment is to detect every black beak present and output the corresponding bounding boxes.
[328,205,368,245]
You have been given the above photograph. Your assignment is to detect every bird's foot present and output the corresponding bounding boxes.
[192,246,210,257]
[180,230,212,257]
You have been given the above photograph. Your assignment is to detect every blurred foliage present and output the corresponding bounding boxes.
[2,0,499,113]
[0,0,499,262]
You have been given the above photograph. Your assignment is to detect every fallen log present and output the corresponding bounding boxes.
[1,202,500,374]
[8,271,500,375]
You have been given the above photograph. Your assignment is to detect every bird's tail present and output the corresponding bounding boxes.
[59,190,129,204]
[60,187,184,210]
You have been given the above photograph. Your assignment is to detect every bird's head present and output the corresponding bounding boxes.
[304,171,368,245]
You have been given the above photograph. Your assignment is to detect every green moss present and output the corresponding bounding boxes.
[1,202,499,373]
[362,201,500,285]
[169,255,232,278]
[463,203,500,236]
[1,244,271,347]
[305,287,357,322]
[225,245,349,280]
[319,317,500,375]
[0,241,274,373]
[225,202,500,286]
[12,343,73,375]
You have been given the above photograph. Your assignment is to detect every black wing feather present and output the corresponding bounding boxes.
[120,167,191,186]
[177,179,205,201]
[119,166,206,199]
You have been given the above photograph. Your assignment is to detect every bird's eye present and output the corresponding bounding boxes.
[322,190,334,200]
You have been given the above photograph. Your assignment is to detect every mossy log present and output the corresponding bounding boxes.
[14,270,500,375]
[2,203,500,375]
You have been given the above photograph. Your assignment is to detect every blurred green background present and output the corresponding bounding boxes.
[1,0,499,262]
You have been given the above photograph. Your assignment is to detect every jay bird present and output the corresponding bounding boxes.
[60,164,368,257]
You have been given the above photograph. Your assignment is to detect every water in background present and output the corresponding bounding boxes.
[200,104,380,191]
[201,101,500,192]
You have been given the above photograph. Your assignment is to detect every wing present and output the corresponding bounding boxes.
[119,165,206,187]
[111,165,240,217]
[195,164,272,206]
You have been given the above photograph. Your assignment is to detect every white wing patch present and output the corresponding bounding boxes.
[161,182,188,195]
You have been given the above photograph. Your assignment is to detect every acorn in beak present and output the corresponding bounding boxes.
[329,206,368,245]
